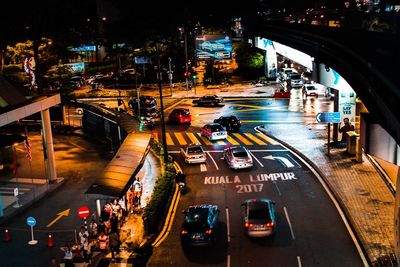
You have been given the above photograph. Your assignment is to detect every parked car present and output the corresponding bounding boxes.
[181,204,219,246]
[242,198,276,237]
[223,146,253,169]
[287,72,303,88]
[302,84,318,98]
[168,108,191,124]
[279,68,296,81]
[213,116,241,132]
[192,95,223,107]
[200,123,227,141]
[180,143,206,164]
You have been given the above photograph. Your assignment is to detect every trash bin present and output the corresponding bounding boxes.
[346,131,359,155]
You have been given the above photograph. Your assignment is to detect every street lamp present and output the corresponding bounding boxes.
[168,58,173,96]
[157,53,169,163]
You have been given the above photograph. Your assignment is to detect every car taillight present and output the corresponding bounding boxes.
[266,222,274,227]
[245,223,253,228]
[181,229,188,235]
[205,229,213,235]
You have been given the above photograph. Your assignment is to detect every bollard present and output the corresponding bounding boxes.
[47,234,54,248]
[4,229,11,242]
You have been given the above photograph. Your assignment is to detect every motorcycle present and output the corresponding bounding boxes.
[177,181,187,193]
[176,172,187,193]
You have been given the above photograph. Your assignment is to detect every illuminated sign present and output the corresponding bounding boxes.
[135,56,151,64]
[65,62,85,73]
[69,46,96,52]
[196,35,232,60]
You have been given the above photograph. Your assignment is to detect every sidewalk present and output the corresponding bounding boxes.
[259,124,396,266]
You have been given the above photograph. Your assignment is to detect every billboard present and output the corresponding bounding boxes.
[196,35,232,60]
[65,62,85,73]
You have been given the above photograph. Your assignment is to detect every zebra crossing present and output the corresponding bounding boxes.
[153,131,280,147]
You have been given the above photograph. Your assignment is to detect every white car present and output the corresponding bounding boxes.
[302,84,318,98]
[180,144,207,164]
[200,123,227,141]
[223,146,253,169]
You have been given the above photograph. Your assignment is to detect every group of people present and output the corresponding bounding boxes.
[56,177,144,265]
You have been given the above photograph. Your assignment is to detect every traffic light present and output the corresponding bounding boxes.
[192,74,197,79]
[184,71,190,77]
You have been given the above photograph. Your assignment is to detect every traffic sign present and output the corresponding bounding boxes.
[26,216,36,227]
[316,112,341,123]
[13,188,18,197]
[77,206,90,219]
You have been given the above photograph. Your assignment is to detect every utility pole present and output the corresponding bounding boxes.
[184,26,189,92]
[157,53,169,163]
[168,58,173,96]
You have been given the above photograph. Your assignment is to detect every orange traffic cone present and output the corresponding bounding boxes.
[47,234,54,248]
[4,229,11,242]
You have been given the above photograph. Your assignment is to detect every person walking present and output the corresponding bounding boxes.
[133,177,142,204]
[97,232,109,253]
[109,231,120,261]
[127,186,134,213]
[88,219,98,239]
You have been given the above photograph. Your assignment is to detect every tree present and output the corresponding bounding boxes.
[234,42,264,79]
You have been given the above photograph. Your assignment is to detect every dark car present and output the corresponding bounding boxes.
[242,198,276,238]
[181,204,219,246]
[192,95,223,107]
[213,116,241,132]
[168,108,191,124]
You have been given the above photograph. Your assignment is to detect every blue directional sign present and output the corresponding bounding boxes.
[316,112,341,123]
[26,216,37,227]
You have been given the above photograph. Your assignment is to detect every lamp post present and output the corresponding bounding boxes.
[168,58,173,96]
[157,53,169,163]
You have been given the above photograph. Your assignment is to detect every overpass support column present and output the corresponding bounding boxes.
[41,108,57,181]
[395,170,400,265]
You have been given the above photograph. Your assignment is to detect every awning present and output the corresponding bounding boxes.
[86,133,153,198]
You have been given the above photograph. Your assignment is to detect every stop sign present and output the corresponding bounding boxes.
[77,206,90,219]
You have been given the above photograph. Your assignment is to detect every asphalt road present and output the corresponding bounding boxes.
[148,96,364,266]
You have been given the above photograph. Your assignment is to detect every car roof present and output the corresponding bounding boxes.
[187,143,202,148]
[244,198,274,205]
[229,146,247,152]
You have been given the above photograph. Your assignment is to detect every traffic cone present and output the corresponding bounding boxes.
[47,234,54,248]
[4,229,11,242]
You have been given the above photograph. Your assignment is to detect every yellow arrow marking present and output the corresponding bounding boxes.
[46,209,70,228]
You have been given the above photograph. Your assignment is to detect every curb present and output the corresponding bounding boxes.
[255,126,372,266]
[365,154,396,195]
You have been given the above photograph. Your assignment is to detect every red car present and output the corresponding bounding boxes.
[168,108,191,124]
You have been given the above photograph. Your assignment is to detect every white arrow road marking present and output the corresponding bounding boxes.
[286,154,301,168]
[200,164,207,172]
[263,155,295,168]
[248,151,263,167]
[206,151,219,170]
[226,208,231,243]
[297,256,302,267]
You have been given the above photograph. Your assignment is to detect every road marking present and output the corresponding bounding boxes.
[187,132,200,144]
[174,132,187,145]
[244,133,266,145]
[217,140,226,145]
[197,133,213,145]
[285,147,369,266]
[297,256,302,267]
[284,206,295,240]
[263,155,295,168]
[165,133,174,146]
[200,164,207,172]
[227,255,231,267]
[206,151,219,170]
[286,154,301,168]
[226,208,231,243]
[165,99,185,112]
[248,151,263,167]
[232,133,252,145]
[46,209,70,228]
[226,135,240,145]
[256,133,280,145]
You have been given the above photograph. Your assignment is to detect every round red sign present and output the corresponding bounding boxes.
[77,206,90,219]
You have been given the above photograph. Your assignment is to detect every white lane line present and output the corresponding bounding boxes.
[284,206,296,240]
[227,254,231,267]
[297,256,302,267]
[226,208,231,243]
[286,154,302,168]
[248,150,264,167]
[200,164,207,172]
[285,149,369,266]
[272,181,282,196]
[206,151,219,170]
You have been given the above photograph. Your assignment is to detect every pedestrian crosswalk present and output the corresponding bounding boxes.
[153,132,280,147]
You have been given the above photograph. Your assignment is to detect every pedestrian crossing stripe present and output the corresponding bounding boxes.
[244,133,266,145]
[256,132,279,145]
[153,132,282,147]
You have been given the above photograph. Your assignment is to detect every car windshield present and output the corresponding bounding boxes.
[306,86,316,91]
[233,151,248,158]
[188,146,203,154]
[290,74,301,79]
[210,125,224,131]
[181,110,190,115]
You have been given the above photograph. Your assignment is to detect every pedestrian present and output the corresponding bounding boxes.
[97,231,109,253]
[109,231,120,261]
[97,219,105,236]
[50,256,60,267]
[82,237,93,263]
[338,117,355,143]
[88,219,98,239]
[78,226,89,248]
[110,214,119,234]
[127,186,134,213]
[133,177,142,197]
[119,196,127,218]
[62,246,74,267]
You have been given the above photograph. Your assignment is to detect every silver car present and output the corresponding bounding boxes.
[223,146,253,169]
[200,123,227,141]
[181,143,207,164]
